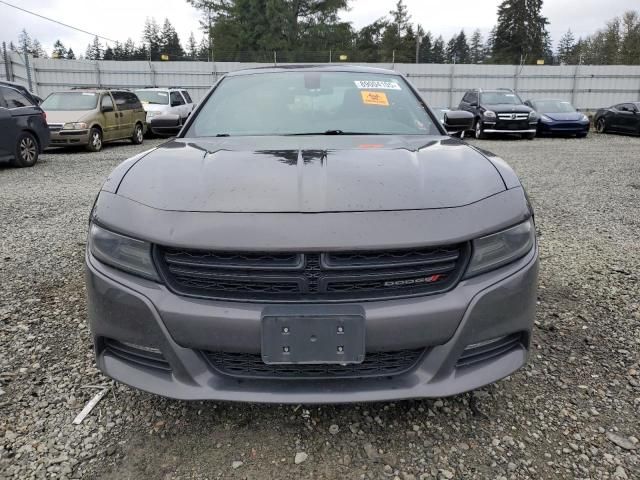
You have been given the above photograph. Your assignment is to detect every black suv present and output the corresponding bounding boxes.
[0,82,50,167]
[458,89,538,140]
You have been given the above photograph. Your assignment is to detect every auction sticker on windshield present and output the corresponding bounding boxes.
[361,91,389,106]
[354,80,401,90]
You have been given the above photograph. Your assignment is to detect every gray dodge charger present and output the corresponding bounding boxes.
[86,66,539,403]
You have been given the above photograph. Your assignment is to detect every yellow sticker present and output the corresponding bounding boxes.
[361,90,389,106]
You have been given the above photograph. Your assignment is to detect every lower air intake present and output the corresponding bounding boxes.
[456,333,524,368]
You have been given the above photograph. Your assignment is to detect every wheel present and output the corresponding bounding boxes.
[86,128,103,152]
[596,118,607,134]
[10,132,39,168]
[474,120,486,139]
[131,123,144,145]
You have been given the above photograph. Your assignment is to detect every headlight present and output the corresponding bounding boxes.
[580,114,589,122]
[483,110,496,119]
[540,115,552,122]
[529,112,539,120]
[146,111,161,118]
[88,223,159,281]
[63,122,88,130]
[465,219,535,278]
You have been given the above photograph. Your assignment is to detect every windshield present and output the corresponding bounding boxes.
[532,100,576,113]
[135,90,170,105]
[481,92,522,105]
[41,92,98,111]
[186,71,439,137]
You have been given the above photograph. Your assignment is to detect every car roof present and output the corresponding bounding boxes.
[134,87,184,91]
[226,64,399,77]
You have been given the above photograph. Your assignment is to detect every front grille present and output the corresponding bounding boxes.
[204,349,425,379]
[155,244,469,302]
[456,333,524,368]
[497,113,529,121]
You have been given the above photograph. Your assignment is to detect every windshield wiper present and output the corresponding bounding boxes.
[214,133,230,137]
[286,130,382,136]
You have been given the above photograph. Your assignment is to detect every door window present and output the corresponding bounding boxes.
[181,90,193,104]
[111,91,128,109]
[124,92,142,110]
[170,91,185,106]
[101,94,114,110]
[0,86,33,108]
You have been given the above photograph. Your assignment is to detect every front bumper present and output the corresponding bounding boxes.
[482,120,538,135]
[538,121,590,135]
[48,129,91,146]
[86,242,539,403]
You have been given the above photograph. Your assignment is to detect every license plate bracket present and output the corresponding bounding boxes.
[261,308,365,365]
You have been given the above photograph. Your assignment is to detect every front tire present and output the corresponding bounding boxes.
[86,128,103,152]
[596,118,607,134]
[131,123,144,145]
[474,120,486,139]
[11,132,39,168]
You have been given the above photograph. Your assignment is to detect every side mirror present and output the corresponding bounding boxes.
[101,105,114,113]
[150,114,182,136]
[443,110,474,136]
[171,101,180,107]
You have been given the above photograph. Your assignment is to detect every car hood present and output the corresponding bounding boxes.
[141,103,170,112]
[542,112,583,121]
[115,136,507,213]
[44,110,93,123]
[482,104,533,114]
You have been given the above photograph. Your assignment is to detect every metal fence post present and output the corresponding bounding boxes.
[514,65,519,93]
[95,60,101,87]
[571,64,579,107]
[24,51,33,91]
[449,63,455,108]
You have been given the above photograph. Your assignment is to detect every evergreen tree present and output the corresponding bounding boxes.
[355,19,387,62]
[619,11,640,64]
[85,36,103,60]
[103,46,115,60]
[66,48,76,60]
[602,18,621,64]
[142,18,162,60]
[381,0,412,61]
[52,40,67,59]
[431,36,446,63]
[469,29,484,63]
[160,18,185,59]
[124,39,136,59]
[557,29,576,64]
[416,27,433,63]
[31,39,47,58]
[187,32,199,58]
[492,0,550,64]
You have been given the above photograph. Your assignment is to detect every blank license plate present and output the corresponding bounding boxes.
[261,314,365,365]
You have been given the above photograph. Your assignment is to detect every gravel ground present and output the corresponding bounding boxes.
[1,134,639,480]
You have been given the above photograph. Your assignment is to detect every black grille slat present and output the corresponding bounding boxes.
[104,339,171,372]
[155,244,469,302]
[456,333,523,368]
[205,349,425,379]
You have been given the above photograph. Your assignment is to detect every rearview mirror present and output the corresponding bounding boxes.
[150,114,183,136]
[443,110,474,136]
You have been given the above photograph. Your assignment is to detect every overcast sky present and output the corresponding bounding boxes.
[1,0,638,56]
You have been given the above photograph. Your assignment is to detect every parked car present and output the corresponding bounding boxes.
[134,87,195,125]
[524,99,590,137]
[458,88,538,139]
[86,66,538,403]
[40,89,146,151]
[0,80,43,105]
[0,82,50,167]
[594,102,640,135]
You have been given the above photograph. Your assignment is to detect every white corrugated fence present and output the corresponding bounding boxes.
[2,51,640,111]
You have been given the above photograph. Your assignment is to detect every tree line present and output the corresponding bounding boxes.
[4,1,640,65]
